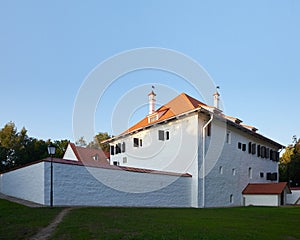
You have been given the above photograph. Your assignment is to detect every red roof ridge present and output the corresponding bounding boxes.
[242,182,291,195]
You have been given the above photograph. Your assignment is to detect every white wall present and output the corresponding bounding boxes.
[63,144,79,161]
[202,120,280,208]
[287,190,300,205]
[110,114,199,175]
[243,194,279,206]
[46,162,192,207]
[0,162,45,204]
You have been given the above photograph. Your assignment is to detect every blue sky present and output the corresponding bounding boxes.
[0,1,299,146]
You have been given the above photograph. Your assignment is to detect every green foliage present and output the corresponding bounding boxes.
[0,122,69,172]
[87,132,111,152]
[279,138,300,186]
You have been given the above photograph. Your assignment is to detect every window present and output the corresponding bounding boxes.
[110,145,115,155]
[113,161,119,166]
[116,143,121,154]
[266,172,277,181]
[238,142,242,149]
[261,146,265,158]
[93,154,99,161]
[139,139,143,147]
[232,168,236,176]
[158,130,165,141]
[257,145,261,157]
[248,167,252,179]
[251,143,256,155]
[266,148,270,159]
[230,194,234,204]
[166,131,170,140]
[158,130,170,141]
[226,132,231,144]
[123,157,127,163]
[248,142,252,154]
[219,166,223,174]
[242,144,246,152]
[121,142,126,153]
[270,149,274,160]
[260,172,264,178]
[133,138,139,147]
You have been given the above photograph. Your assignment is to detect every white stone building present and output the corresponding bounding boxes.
[106,91,285,207]
[0,91,288,208]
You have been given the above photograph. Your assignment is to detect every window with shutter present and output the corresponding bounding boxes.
[261,146,265,158]
[122,142,125,153]
[248,142,252,154]
[270,149,274,160]
[238,142,242,149]
[166,131,170,140]
[139,139,143,147]
[133,138,139,147]
[252,143,256,155]
[158,130,165,141]
[257,145,261,157]
[242,144,246,152]
[266,148,270,158]
[110,145,115,155]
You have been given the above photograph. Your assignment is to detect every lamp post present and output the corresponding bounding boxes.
[47,143,56,207]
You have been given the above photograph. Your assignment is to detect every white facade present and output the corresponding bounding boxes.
[0,162,45,204]
[108,93,283,208]
[243,194,280,206]
[0,160,192,207]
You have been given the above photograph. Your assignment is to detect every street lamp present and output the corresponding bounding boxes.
[47,143,56,207]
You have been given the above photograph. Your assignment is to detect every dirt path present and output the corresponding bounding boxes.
[29,207,73,240]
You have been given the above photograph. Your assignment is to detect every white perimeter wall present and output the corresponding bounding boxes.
[0,162,45,204]
[243,194,279,206]
[287,190,300,205]
[46,162,192,207]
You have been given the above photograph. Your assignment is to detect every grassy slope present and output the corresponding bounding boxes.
[0,199,61,240]
[52,206,300,240]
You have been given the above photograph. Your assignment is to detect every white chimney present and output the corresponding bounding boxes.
[213,87,220,109]
[148,90,156,115]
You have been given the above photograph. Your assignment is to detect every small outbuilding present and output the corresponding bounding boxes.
[242,182,291,206]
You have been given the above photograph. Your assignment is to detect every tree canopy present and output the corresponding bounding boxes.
[279,138,300,187]
[0,121,112,172]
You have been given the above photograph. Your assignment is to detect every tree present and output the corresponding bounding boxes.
[89,132,111,152]
[75,137,87,147]
[54,139,70,158]
[280,138,300,186]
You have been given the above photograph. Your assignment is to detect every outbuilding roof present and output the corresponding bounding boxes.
[242,182,291,195]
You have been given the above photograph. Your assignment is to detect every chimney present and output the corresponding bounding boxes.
[213,86,220,109]
[148,90,156,115]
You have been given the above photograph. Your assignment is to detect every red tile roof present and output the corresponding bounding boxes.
[68,143,110,167]
[242,182,291,195]
[123,93,208,134]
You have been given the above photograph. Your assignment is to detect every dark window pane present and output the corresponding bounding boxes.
[257,145,261,157]
[248,142,252,154]
[238,142,242,149]
[158,130,165,141]
[252,143,256,155]
[166,131,170,140]
[242,144,246,152]
[110,145,115,155]
[122,142,125,153]
[133,138,139,147]
[139,139,142,147]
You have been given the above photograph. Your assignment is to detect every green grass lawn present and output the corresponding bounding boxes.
[0,199,61,240]
[1,199,300,240]
[52,206,300,240]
